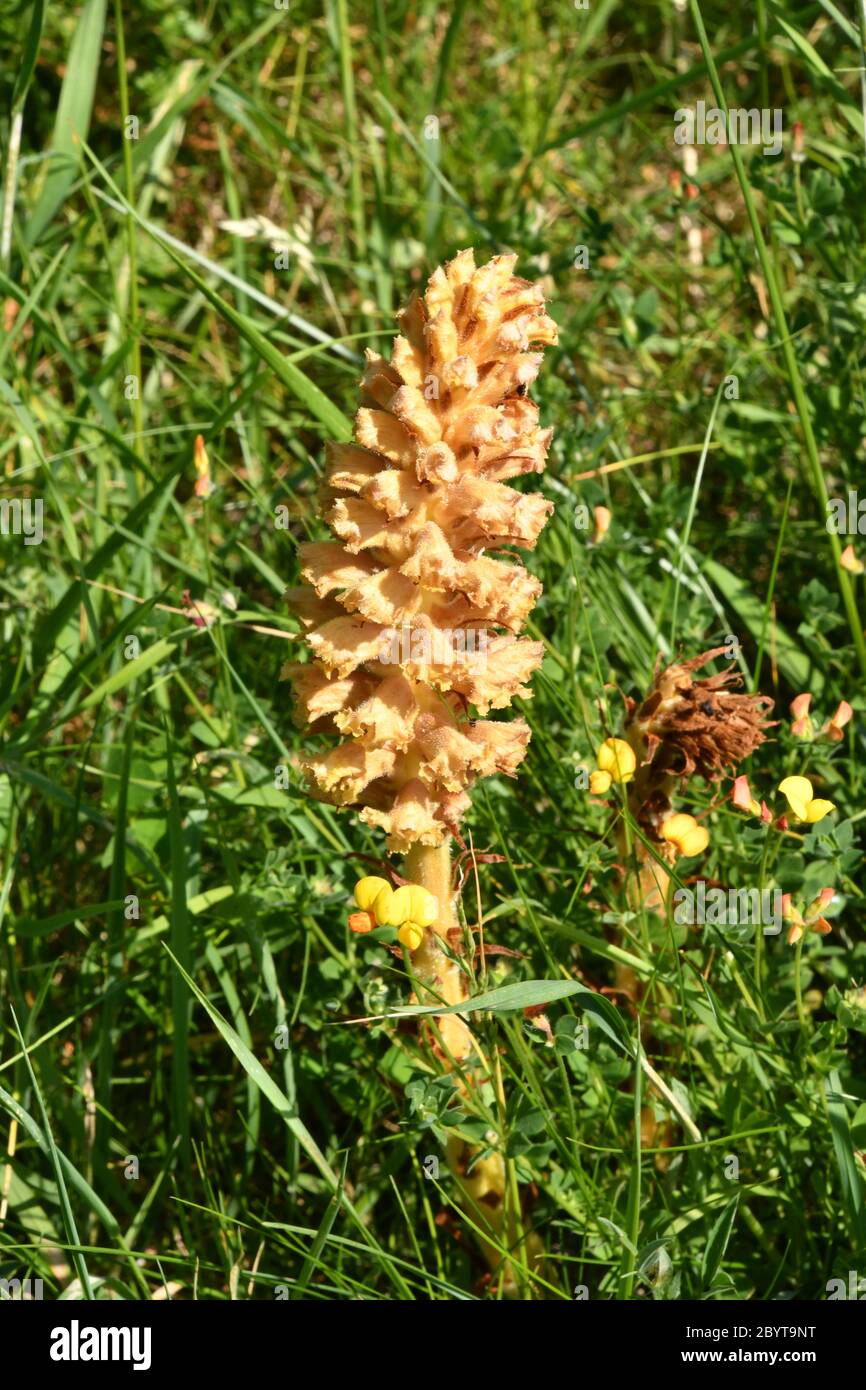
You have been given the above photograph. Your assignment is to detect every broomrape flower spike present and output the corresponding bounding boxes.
[286,245,557,1040]
[611,645,772,919]
[600,647,772,1145]
[284,248,557,854]
[778,776,836,825]
[285,247,557,1018]
[287,251,557,1288]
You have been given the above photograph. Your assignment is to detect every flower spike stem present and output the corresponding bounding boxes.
[405,840,538,1294]
[404,838,472,1060]
[404,841,460,994]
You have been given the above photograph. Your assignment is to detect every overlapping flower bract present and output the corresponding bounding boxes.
[284,250,558,850]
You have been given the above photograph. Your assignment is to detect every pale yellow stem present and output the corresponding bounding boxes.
[404,838,539,1294]
[404,839,471,1059]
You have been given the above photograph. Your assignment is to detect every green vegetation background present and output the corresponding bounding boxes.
[0,0,864,1300]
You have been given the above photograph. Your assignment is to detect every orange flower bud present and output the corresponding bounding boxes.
[732,774,762,817]
[790,692,814,740]
[348,910,376,934]
[823,700,853,742]
[780,893,799,922]
[591,505,612,545]
[805,887,834,920]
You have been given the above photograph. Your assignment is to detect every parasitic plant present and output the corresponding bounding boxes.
[284,249,557,1277]
[285,249,556,1031]
[591,647,775,957]
[620,646,775,914]
[606,647,774,998]
[599,649,775,1146]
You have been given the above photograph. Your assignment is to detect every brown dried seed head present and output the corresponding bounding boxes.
[632,647,775,783]
[286,250,558,851]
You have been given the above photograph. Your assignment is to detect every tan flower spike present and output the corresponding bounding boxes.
[286,251,557,1291]
[286,249,557,852]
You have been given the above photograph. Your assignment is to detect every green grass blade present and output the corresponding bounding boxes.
[165,725,191,1169]
[26,0,107,243]
[8,1009,94,1299]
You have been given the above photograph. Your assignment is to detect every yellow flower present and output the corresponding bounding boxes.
[591,505,612,545]
[382,884,438,927]
[353,876,393,923]
[661,812,709,857]
[375,884,439,951]
[193,433,213,498]
[352,878,438,950]
[589,769,612,795]
[778,776,835,824]
[397,921,425,951]
[596,737,636,784]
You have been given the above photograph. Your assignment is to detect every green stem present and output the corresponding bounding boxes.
[794,933,808,1035]
[114,0,144,470]
[753,825,772,1015]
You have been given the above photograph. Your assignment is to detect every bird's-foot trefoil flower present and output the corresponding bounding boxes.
[778,776,836,825]
[823,700,853,742]
[193,434,214,498]
[350,876,438,951]
[596,737,636,785]
[660,812,709,858]
[782,886,834,944]
[348,875,393,933]
[379,883,440,950]
[731,774,771,822]
[589,769,612,795]
[591,505,612,545]
[790,693,814,741]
